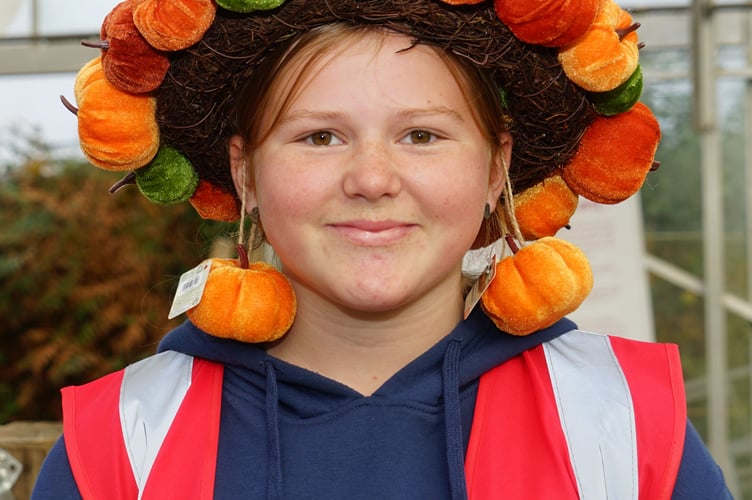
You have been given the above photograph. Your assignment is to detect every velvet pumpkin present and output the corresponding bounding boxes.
[481,237,593,335]
[186,259,296,342]
[189,180,241,222]
[587,64,643,116]
[98,0,170,94]
[132,0,217,52]
[562,101,660,204]
[73,57,101,99]
[215,0,287,12]
[558,0,639,92]
[74,57,160,171]
[494,0,603,47]
[514,174,578,241]
[135,145,199,205]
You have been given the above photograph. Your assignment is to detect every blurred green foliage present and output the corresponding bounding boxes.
[0,138,231,422]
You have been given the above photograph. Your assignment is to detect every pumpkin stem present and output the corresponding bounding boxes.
[109,172,137,193]
[504,234,520,254]
[616,22,640,41]
[81,39,110,50]
[237,243,250,269]
[59,95,78,115]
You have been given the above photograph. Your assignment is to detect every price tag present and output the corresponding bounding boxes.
[463,253,497,319]
[463,239,504,319]
[168,260,212,319]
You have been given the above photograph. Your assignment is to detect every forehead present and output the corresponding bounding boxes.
[264,30,470,119]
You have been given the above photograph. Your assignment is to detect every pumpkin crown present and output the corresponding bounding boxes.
[63,0,662,336]
[67,0,659,225]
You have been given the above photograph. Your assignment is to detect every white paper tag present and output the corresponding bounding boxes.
[462,238,505,277]
[463,244,500,319]
[168,260,212,319]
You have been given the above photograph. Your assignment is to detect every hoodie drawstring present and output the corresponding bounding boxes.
[443,338,468,500]
[265,360,284,500]
[264,339,467,500]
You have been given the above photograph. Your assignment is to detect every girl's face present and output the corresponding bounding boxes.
[232,32,509,316]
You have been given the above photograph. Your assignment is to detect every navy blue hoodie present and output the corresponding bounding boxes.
[33,308,731,499]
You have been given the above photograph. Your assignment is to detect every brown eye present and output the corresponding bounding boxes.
[309,131,334,145]
[408,130,433,144]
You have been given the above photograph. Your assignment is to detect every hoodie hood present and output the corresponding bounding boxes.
[157,307,575,499]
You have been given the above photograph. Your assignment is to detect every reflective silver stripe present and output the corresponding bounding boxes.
[119,351,194,499]
[543,331,638,500]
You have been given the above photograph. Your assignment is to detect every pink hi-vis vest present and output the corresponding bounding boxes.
[62,330,686,499]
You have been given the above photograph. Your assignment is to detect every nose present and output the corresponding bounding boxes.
[343,141,402,200]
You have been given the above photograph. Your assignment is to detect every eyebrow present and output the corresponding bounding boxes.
[277,110,344,126]
[393,106,466,123]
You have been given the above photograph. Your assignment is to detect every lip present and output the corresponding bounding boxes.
[328,220,417,246]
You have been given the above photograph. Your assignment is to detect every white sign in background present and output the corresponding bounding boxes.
[559,196,655,342]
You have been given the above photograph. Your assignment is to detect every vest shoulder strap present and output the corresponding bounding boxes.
[609,334,687,499]
[542,331,638,498]
[465,330,686,500]
[62,351,224,500]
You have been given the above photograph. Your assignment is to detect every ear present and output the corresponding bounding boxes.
[487,131,512,209]
[229,134,257,209]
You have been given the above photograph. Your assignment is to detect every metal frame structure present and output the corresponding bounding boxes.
[634,3,752,496]
[0,0,92,75]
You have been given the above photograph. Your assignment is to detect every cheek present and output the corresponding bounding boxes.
[440,194,486,233]
[257,186,313,227]
[253,167,338,261]
[253,156,324,217]
[423,159,491,216]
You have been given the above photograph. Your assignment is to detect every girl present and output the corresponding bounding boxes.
[34,0,731,498]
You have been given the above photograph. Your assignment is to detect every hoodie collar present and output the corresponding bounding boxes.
[158,307,575,406]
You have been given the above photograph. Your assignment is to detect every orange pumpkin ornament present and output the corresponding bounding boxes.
[481,237,593,335]
[93,0,170,94]
[514,174,579,241]
[558,0,639,92]
[132,0,217,52]
[186,259,296,342]
[494,0,603,47]
[562,101,660,204]
[189,180,241,222]
[74,57,160,171]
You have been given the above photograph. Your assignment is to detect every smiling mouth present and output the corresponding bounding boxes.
[328,221,417,246]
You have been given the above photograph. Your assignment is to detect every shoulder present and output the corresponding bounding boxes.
[547,329,683,381]
[60,351,223,498]
[64,351,218,401]
[63,350,223,433]
[543,330,686,436]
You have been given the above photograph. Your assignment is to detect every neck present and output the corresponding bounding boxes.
[265,284,464,395]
